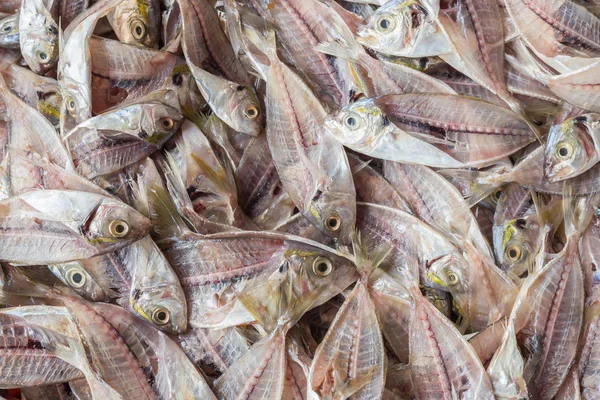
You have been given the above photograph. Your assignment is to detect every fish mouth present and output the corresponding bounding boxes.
[545,163,574,182]
[356,35,380,49]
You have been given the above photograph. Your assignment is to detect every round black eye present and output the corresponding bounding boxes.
[494,189,502,200]
[312,257,333,277]
[48,25,58,35]
[66,268,86,288]
[108,220,129,237]
[72,272,82,283]
[152,307,170,325]
[346,117,356,126]
[379,19,391,30]
[559,147,569,157]
[506,245,521,261]
[236,85,245,91]
[39,52,47,60]
[2,25,11,32]
[325,214,341,232]
[172,73,183,86]
[160,117,175,130]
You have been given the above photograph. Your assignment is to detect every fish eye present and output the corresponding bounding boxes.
[48,25,58,35]
[376,16,395,32]
[37,51,48,63]
[172,73,183,86]
[131,20,147,40]
[151,307,170,325]
[66,97,76,114]
[312,257,333,277]
[159,117,175,130]
[325,213,341,232]
[505,245,521,262]
[66,268,86,288]
[556,142,573,159]
[446,271,459,285]
[2,24,12,32]
[344,113,360,130]
[244,105,259,119]
[493,188,502,201]
[108,220,129,238]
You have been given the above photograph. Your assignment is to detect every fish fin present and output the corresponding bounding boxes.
[142,171,192,241]
[239,14,276,78]
[53,335,124,400]
[438,168,501,208]
[315,39,364,62]
[506,40,553,85]
[352,231,393,278]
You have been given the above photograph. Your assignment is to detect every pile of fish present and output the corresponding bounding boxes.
[1,0,600,398]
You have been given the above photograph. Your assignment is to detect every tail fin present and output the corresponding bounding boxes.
[138,171,191,242]
[351,232,393,279]
[438,168,505,208]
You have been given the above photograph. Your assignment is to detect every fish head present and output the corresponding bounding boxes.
[107,1,160,48]
[83,198,151,249]
[226,83,264,135]
[284,247,358,308]
[425,253,468,296]
[140,102,184,146]
[37,90,62,128]
[61,78,91,124]
[324,98,391,149]
[49,262,107,302]
[493,217,538,273]
[356,1,431,55]
[130,284,188,334]
[545,114,600,182]
[0,13,20,48]
[20,16,59,74]
[309,188,356,245]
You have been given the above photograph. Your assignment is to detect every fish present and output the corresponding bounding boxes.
[326,94,535,168]
[241,20,357,244]
[1,63,62,128]
[545,113,600,181]
[63,90,183,179]
[106,0,161,48]
[19,0,59,74]
[0,190,151,264]
[179,0,263,136]
[50,235,188,334]
[58,0,122,127]
[0,13,20,48]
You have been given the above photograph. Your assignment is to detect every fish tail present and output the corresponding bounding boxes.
[438,168,502,208]
[53,335,124,400]
[562,185,600,239]
[140,165,191,241]
[351,231,393,278]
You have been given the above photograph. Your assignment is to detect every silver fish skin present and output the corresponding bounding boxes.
[158,226,358,329]
[0,318,85,389]
[88,36,183,113]
[545,113,600,181]
[19,0,59,74]
[106,0,161,48]
[0,78,72,171]
[0,190,151,265]
[0,13,19,48]
[179,0,262,136]
[235,134,296,230]
[49,261,109,302]
[58,0,122,127]
[242,23,357,244]
[64,92,183,179]
[262,0,356,110]
[74,301,215,399]
[1,64,61,128]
